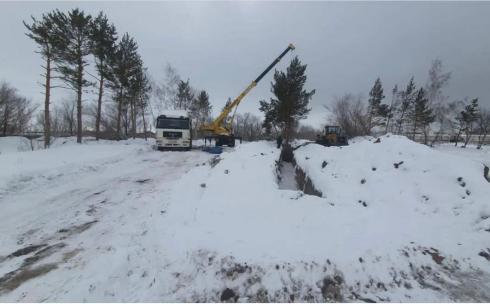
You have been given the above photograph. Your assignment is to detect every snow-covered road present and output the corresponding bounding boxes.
[0,139,212,301]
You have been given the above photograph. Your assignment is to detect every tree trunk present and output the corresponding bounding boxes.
[454,128,462,147]
[2,101,9,136]
[385,115,391,134]
[423,126,429,145]
[397,111,405,135]
[130,97,136,139]
[116,89,123,140]
[44,57,51,148]
[141,103,147,141]
[124,107,128,137]
[463,129,471,148]
[412,121,417,141]
[96,73,103,141]
[477,133,486,149]
[76,61,83,144]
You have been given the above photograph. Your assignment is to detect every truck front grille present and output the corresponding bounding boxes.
[163,131,183,139]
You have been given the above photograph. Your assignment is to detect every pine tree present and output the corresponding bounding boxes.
[176,79,194,110]
[396,77,416,135]
[456,98,479,147]
[23,11,60,148]
[136,70,152,140]
[259,56,315,145]
[367,77,386,132]
[410,88,435,143]
[107,33,141,139]
[89,12,117,140]
[385,85,398,133]
[51,9,93,144]
[259,99,278,136]
[222,98,232,112]
[128,64,151,138]
[190,90,212,136]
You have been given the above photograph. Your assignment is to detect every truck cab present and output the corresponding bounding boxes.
[155,110,192,151]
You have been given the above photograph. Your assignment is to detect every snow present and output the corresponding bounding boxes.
[0,136,32,154]
[0,136,489,301]
[434,143,490,167]
[277,162,297,190]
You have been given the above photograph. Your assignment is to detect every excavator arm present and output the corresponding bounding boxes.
[201,43,295,136]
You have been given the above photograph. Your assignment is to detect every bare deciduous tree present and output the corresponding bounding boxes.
[0,82,36,135]
[328,94,369,138]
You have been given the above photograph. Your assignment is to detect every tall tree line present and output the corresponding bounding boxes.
[24,8,151,146]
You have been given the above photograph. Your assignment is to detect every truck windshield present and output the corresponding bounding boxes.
[156,117,189,129]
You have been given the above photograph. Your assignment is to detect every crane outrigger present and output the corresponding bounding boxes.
[201,43,295,147]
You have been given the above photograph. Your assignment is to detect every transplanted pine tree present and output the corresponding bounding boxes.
[89,12,117,140]
[259,56,315,147]
[51,9,93,144]
[176,79,194,110]
[410,88,435,143]
[367,77,390,133]
[23,11,60,148]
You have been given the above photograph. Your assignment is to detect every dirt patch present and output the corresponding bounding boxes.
[484,166,489,182]
[58,220,97,238]
[320,275,344,302]
[62,248,83,262]
[0,243,66,295]
[393,161,404,169]
[220,288,238,302]
[209,156,222,168]
[0,263,58,294]
[422,248,445,264]
[135,178,152,184]
[22,243,66,268]
[478,249,490,261]
[8,244,48,258]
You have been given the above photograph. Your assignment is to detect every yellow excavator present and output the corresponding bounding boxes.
[201,44,295,147]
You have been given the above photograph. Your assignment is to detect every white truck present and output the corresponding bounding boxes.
[155,110,192,151]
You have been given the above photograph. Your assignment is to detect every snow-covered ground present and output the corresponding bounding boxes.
[0,136,489,301]
[0,137,32,154]
[433,143,490,167]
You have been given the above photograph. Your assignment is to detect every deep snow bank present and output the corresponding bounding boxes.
[162,138,490,301]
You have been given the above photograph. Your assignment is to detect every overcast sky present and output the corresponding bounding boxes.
[1,1,489,128]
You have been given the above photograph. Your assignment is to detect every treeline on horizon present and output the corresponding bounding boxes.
[330,59,489,148]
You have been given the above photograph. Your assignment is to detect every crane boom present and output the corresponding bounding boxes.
[201,44,295,139]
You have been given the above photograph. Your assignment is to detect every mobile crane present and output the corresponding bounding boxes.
[201,44,295,147]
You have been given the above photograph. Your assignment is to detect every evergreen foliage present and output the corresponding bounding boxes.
[89,12,118,140]
[259,56,315,143]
